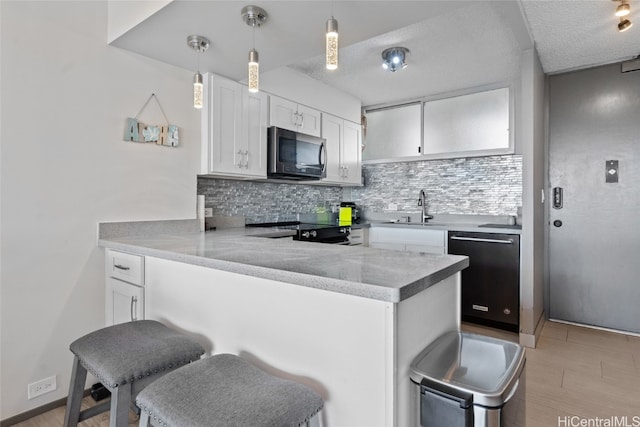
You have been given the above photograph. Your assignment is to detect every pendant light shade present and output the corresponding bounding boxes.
[248,49,259,93]
[326,17,339,70]
[187,35,210,109]
[193,72,204,109]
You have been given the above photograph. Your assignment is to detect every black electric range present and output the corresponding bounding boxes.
[246,221,351,244]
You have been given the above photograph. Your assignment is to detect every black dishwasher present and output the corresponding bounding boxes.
[448,232,520,332]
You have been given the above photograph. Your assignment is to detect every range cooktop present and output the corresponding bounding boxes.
[246,221,350,243]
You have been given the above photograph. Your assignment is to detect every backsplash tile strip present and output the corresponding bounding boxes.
[198,155,521,222]
[197,178,343,223]
[351,155,522,216]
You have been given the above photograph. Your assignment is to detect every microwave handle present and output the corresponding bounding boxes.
[320,141,327,173]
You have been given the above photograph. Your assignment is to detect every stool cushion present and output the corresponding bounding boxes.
[70,320,205,388]
[136,354,324,427]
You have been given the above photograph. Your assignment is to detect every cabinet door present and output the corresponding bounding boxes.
[207,75,243,175]
[269,96,298,132]
[106,277,144,326]
[369,241,405,252]
[322,113,343,183]
[297,104,322,137]
[369,226,446,254]
[242,90,268,178]
[342,120,362,185]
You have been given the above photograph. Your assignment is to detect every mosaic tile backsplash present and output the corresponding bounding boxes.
[351,155,522,216]
[197,178,342,223]
[198,155,522,222]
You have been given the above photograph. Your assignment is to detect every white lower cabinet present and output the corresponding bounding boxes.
[369,226,446,255]
[106,277,144,326]
[105,249,144,326]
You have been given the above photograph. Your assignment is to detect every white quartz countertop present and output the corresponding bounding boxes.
[98,222,468,303]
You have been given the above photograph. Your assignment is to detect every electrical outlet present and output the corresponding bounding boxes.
[204,208,213,218]
[28,376,56,399]
[387,203,398,211]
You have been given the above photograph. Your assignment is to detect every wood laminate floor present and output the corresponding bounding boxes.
[11,320,640,426]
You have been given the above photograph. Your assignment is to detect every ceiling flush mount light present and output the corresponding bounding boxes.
[241,5,268,93]
[615,0,631,17]
[187,35,210,109]
[618,17,633,31]
[613,0,633,32]
[381,47,410,72]
[326,0,338,70]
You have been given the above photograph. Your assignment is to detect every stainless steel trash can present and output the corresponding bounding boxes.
[410,331,526,427]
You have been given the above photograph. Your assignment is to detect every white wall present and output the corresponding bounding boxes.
[107,0,172,43]
[0,1,200,420]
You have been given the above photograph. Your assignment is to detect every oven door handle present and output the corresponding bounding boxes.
[450,236,514,244]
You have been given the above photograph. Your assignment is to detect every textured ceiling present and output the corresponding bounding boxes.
[289,2,528,107]
[111,1,640,107]
[520,0,640,74]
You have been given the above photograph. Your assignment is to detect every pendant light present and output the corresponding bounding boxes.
[187,35,210,109]
[326,0,338,70]
[241,5,268,93]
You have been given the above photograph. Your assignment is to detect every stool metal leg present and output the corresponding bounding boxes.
[63,356,87,427]
[307,411,322,427]
[139,412,150,427]
[109,381,132,427]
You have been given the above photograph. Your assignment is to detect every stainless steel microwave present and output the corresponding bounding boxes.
[267,127,327,180]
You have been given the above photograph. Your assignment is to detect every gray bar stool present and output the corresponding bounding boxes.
[136,353,324,427]
[63,320,205,427]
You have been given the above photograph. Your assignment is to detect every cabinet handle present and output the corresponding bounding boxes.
[130,296,138,321]
[299,112,304,129]
[293,112,299,126]
[114,264,130,271]
[244,150,249,169]
[237,150,243,168]
[450,236,514,244]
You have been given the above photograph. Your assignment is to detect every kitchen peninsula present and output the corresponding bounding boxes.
[99,220,468,427]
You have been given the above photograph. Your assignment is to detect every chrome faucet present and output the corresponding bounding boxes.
[418,189,434,223]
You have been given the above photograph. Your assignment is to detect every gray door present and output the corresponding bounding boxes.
[548,63,640,334]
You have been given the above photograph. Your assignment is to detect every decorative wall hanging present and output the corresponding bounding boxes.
[123,93,179,147]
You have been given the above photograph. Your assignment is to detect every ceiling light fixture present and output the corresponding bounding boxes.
[187,35,210,109]
[326,0,338,70]
[618,17,633,31]
[381,47,410,72]
[615,0,631,17]
[241,5,268,93]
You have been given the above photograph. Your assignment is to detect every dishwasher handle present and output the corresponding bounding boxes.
[450,236,514,244]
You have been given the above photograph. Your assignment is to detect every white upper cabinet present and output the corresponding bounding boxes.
[201,73,268,178]
[322,113,362,185]
[342,120,362,185]
[269,95,321,137]
[363,86,513,163]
